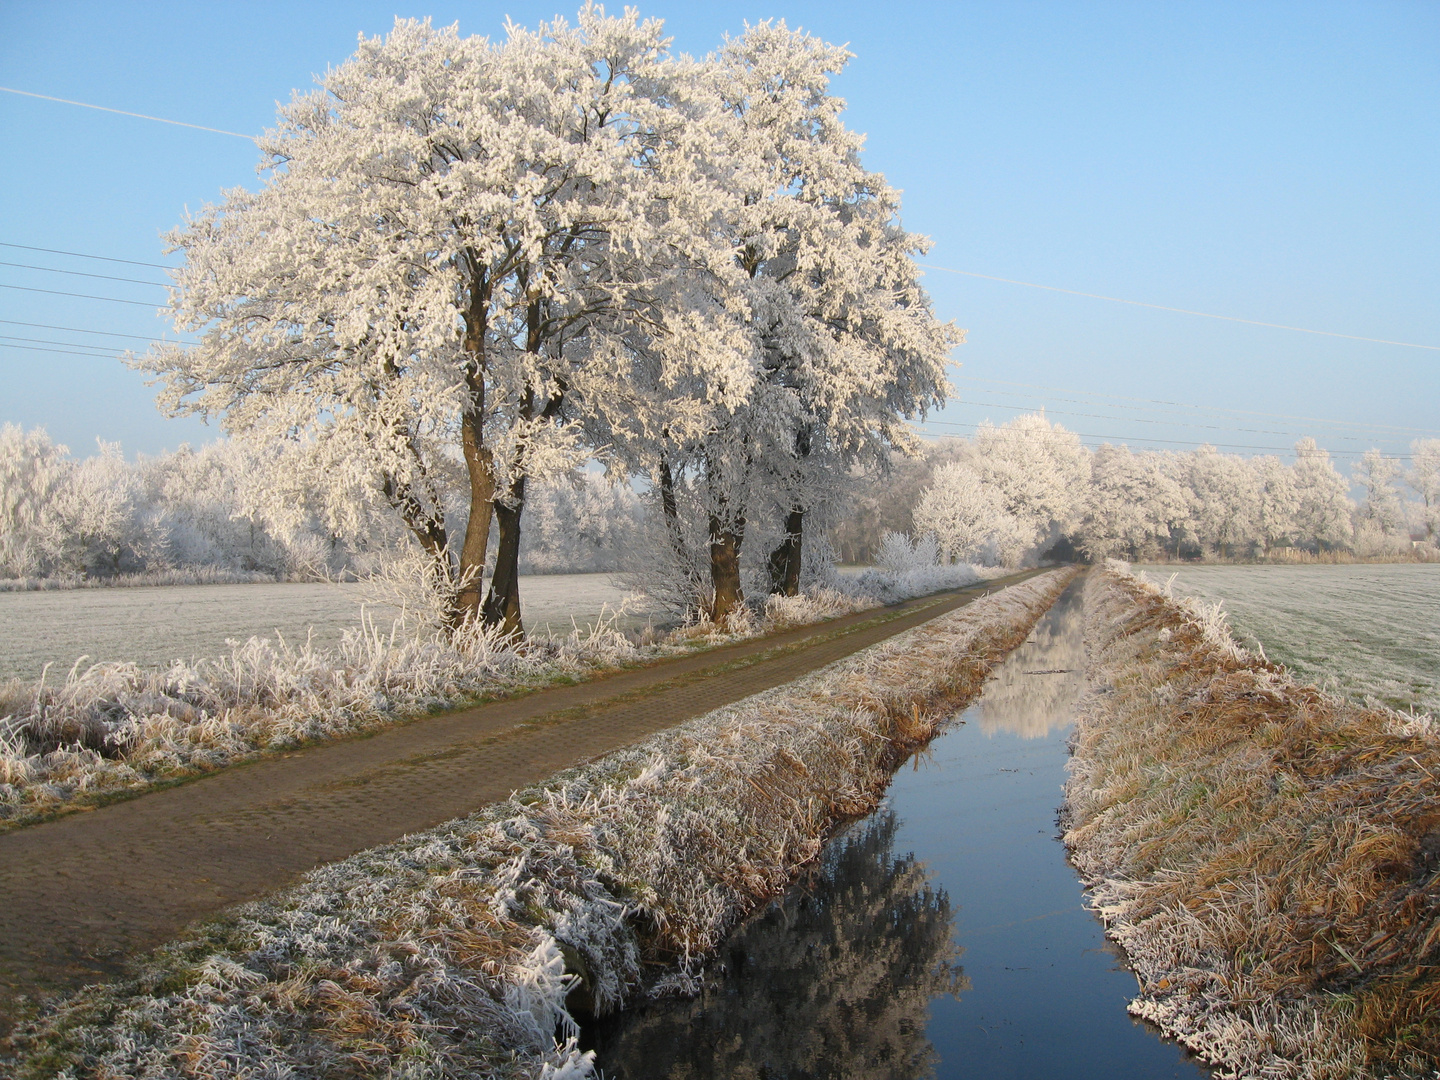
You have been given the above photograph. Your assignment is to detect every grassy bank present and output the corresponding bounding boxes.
[1064,562,1440,1078]
[2,568,1075,1079]
[0,566,1007,828]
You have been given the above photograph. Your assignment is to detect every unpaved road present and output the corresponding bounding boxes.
[0,572,1040,1024]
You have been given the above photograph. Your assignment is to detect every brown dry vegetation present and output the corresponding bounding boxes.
[3,570,1076,1079]
[1065,563,1440,1078]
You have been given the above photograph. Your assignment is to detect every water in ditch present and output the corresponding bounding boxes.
[585,579,1211,1078]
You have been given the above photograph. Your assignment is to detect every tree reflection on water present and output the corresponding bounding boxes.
[587,811,968,1079]
[973,582,1085,739]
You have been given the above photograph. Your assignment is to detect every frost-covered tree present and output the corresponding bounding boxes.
[1251,454,1299,556]
[710,22,954,600]
[145,12,730,635]
[1351,446,1411,556]
[1409,439,1440,541]
[913,462,1028,566]
[1354,448,1406,535]
[967,412,1089,557]
[611,21,953,622]
[1186,445,1258,559]
[1291,437,1354,551]
[0,424,72,577]
[517,471,648,573]
[1076,444,1188,561]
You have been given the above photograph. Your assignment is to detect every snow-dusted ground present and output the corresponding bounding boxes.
[1134,563,1440,714]
[0,574,642,684]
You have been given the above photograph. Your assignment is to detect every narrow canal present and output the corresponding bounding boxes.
[586,579,1211,1078]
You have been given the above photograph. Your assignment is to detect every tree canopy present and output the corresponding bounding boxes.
[143,8,954,632]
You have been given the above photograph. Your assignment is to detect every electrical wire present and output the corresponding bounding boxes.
[951,387,1414,444]
[1,342,131,359]
[4,82,1432,352]
[912,416,1407,459]
[0,86,255,140]
[0,333,124,353]
[0,318,190,344]
[0,242,174,270]
[952,374,1440,437]
[920,263,1439,352]
[0,260,169,287]
[0,283,159,307]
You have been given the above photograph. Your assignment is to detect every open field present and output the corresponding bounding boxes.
[1135,563,1440,714]
[0,574,641,684]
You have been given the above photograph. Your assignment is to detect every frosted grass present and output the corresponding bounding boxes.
[1135,563,1440,714]
[0,574,642,683]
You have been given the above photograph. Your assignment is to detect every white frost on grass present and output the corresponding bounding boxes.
[0,564,1019,825]
[1133,561,1440,714]
[1066,562,1440,1079]
[5,569,1077,1080]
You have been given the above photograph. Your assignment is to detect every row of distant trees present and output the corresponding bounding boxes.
[0,426,646,583]
[905,413,1439,566]
[136,12,952,633]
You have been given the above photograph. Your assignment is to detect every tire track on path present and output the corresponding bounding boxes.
[0,571,1042,1021]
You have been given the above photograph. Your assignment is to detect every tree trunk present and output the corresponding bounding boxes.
[767,506,804,596]
[709,513,745,625]
[657,455,704,614]
[482,474,526,638]
[454,264,495,628]
[454,408,495,626]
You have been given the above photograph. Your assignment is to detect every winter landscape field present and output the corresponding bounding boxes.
[1136,563,1440,714]
[2,3,1437,1078]
[0,574,641,684]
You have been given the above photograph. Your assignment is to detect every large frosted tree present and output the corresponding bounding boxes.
[146,12,728,634]
[630,22,953,621]
[1410,439,1440,541]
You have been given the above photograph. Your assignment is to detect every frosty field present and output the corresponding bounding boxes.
[0,574,639,684]
[1135,563,1440,714]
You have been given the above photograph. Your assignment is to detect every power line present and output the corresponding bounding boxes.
[0,283,159,307]
[952,387,1412,444]
[0,319,190,344]
[0,242,174,270]
[913,416,1404,459]
[3,84,1432,353]
[921,263,1439,352]
[0,86,255,140]
[0,342,132,359]
[0,333,122,353]
[0,260,169,288]
[953,374,1440,438]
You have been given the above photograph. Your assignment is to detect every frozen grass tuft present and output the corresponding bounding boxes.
[1064,560,1440,1079]
[2,569,1076,1080]
[0,610,653,826]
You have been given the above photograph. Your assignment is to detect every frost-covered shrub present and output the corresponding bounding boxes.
[837,530,991,605]
[0,611,649,824]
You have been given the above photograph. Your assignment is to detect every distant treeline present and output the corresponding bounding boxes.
[0,426,646,584]
[840,414,1439,566]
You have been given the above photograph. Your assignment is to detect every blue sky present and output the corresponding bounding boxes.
[1,1,1435,466]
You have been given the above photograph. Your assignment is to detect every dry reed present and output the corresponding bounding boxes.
[3,568,1076,1080]
[1064,562,1440,1079]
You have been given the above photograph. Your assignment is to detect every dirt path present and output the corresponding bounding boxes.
[0,572,1040,1023]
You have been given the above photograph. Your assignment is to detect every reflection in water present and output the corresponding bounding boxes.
[973,584,1086,739]
[587,811,967,1079]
